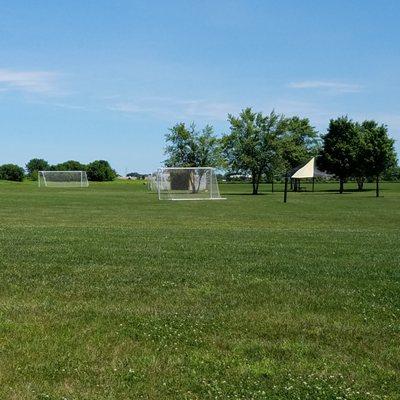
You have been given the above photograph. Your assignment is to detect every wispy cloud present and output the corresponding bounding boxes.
[0,68,59,94]
[110,97,236,121]
[288,80,363,93]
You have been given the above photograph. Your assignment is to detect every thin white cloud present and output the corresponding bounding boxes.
[288,80,363,93]
[0,68,59,94]
[110,97,235,121]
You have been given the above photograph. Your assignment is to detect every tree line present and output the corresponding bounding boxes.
[164,109,398,197]
[0,159,117,182]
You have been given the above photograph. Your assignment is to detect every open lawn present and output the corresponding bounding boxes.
[0,180,399,399]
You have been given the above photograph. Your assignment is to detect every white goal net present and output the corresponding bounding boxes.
[38,171,89,187]
[157,167,224,200]
[147,172,159,192]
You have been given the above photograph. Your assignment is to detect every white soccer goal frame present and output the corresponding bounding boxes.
[147,172,159,192]
[156,167,225,201]
[38,171,89,188]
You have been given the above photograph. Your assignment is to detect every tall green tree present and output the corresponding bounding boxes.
[318,116,360,193]
[358,121,397,197]
[277,116,320,173]
[164,123,221,167]
[222,108,283,194]
[26,158,50,180]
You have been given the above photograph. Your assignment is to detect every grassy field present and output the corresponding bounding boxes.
[0,180,399,400]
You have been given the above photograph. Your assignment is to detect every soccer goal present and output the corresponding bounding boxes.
[38,171,89,187]
[147,172,159,192]
[157,167,224,200]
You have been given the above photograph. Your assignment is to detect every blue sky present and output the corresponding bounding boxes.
[1,0,399,174]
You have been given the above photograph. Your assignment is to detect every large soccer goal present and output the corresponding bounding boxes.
[157,167,224,200]
[38,171,89,187]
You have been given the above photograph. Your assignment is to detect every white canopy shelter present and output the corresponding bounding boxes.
[291,157,330,179]
[290,157,332,192]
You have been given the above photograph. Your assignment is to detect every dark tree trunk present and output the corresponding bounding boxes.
[251,173,260,194]
[339,179,344,194]
[271,179,274,193]
[356,177,365,191]
[376,175,380,197]
[284,173,289,203]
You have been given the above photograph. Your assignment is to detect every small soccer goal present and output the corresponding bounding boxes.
[157,167,224,200]
[146,172,159,192]
[38,171,89,187]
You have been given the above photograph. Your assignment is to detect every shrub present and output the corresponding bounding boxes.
[86,160,117,181]
[0,164,25,181]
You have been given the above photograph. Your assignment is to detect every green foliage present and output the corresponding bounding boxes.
[52,160,87,171]
[319,118,397,194]
[382,165,400,181]
[86,160,117,181]
[318,116,360,193]
[277,116,320,172]
[26,158,50,180]
[357,121,397,197]
[223,108,284,194]
[0,163,25,181]
[165,123,221,168]
[222,109,318,194]
[127,172,146,179]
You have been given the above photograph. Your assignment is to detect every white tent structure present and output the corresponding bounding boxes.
[291,157,331,191]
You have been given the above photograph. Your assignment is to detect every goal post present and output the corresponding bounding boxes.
[38,171,89,187]
[156,167,224,200]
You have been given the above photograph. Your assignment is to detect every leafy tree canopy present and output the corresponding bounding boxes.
[277,116,320,173]
[0,164,25,182]
[52,160,87,171]
[26,158,50,179]
[86,160,117,181]
[222,108,284,194]
[164,123,221,168]
[358,120,397,196]
[318,116,360,193]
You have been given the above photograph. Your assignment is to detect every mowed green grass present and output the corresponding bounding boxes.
[0,180,399,400]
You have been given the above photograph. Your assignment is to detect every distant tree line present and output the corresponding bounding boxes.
[126,172,146,180]
[164,109,398,197]
[0,159,117,182]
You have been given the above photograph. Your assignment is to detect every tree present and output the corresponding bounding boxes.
[164,123,221,167]
[26,158,50,180]
[53,160,87,171]
[358,121,397,197]
[276,116,320,193]
[127,172,146,179]
[278,116,320,172]
[318,116,360,193]
[0,164,25,181]
[86,160,117,181]
[222,108,283,194]
[382,165,400,181]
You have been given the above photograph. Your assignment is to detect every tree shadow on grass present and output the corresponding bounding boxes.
[317,188,376,193]
[222,192,276,196]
